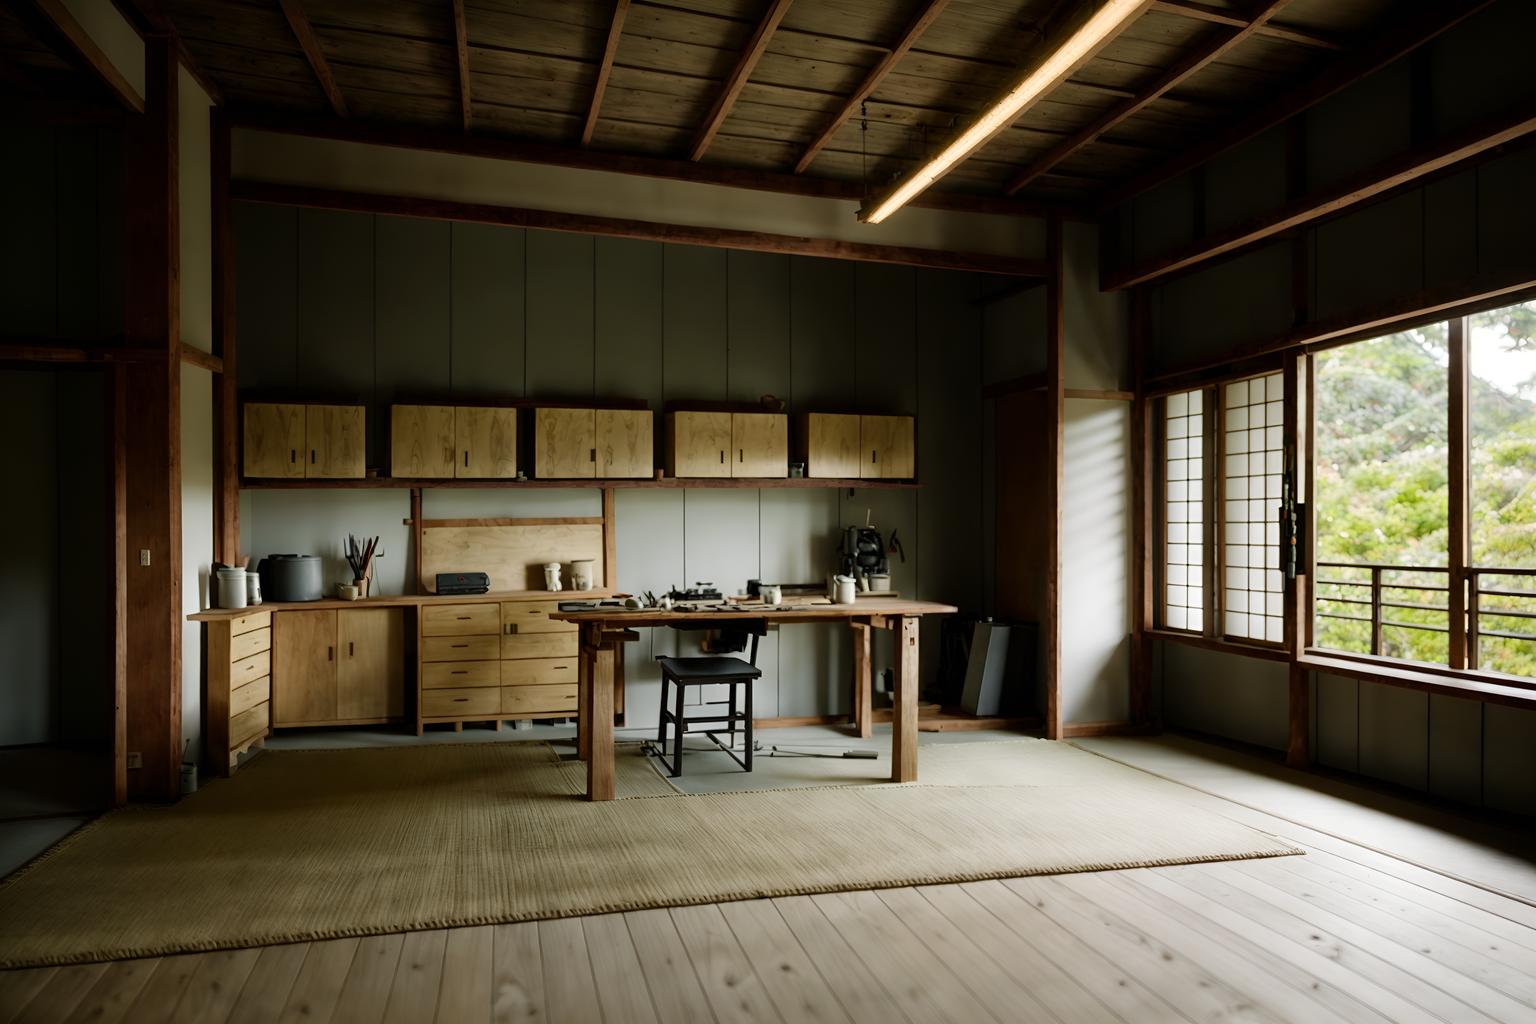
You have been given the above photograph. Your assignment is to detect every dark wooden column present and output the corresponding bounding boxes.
[212,108,239,563]
[1043,215,1064,740]
[121,34,182,801]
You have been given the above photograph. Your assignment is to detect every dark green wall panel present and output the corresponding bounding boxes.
[297,208,374,396]
[789,257,855,409]
[1,126,58,337]
[234,203,298,390]
[526,230,594,398]
[55,133,101,341]
[663,244,728,402]
[451,222,525,396]
[727,250,790,402]
[376,215,451,427]
[855,263,917,414]
[595,237,663,404]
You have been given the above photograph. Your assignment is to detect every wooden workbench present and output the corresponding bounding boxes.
[551,600,958,801]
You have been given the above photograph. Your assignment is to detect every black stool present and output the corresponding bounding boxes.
[654,626,762,776]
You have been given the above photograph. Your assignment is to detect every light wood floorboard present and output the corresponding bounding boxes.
[3,737,1534,1023]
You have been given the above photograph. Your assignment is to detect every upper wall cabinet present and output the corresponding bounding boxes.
[390,404,517,479]
[534,406,653,479]
[668,411,788,479]
[797,413,916,480]
[244,402,366,479]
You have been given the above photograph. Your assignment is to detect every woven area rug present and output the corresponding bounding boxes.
[0,739,1299,967]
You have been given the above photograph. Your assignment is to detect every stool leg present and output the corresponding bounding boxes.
[657,675,669,747]
[745,682,754,772]
[728,683,738,749]
[672,679,686,777]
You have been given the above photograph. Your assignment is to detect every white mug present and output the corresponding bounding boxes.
[762,584,782,605]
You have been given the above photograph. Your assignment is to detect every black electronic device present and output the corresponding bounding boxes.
[436,571,490,595]
[668,582,724,603]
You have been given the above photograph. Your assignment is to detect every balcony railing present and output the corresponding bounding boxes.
[1314,561,1536,677]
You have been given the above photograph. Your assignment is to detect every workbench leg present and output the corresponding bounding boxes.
[577,640,592,761]
[587,640,616,801]
[850,622,872,739]
[891,616,918,783]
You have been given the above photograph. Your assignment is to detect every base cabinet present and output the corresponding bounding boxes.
[416,598,621,731]
[272,608,404,727]
[202,610,273,775]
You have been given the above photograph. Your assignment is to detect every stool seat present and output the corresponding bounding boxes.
[655,656,762,681]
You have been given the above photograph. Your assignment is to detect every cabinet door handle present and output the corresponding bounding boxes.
[464,450,469,467]
[289,449,296,464]
[327,645,333,661]
[739,449,744,463]
[871,449,877,463]
[311,450,317,465]
[589,448,596,462]
[348,642,354,657]
[719,450,724,464]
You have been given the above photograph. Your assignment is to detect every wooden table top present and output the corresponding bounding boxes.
[551,599,957,629]
[188,588,614,621]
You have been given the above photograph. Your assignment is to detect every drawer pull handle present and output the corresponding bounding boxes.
[456,616,471,620]
[451,643,468,648]
[454,698,468,703]
[452,670,467,675]
[553,665,569,670]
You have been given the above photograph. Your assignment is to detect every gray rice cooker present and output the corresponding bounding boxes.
[257,554,324,602]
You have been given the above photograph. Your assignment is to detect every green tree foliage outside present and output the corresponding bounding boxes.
[1313,304,1536,678]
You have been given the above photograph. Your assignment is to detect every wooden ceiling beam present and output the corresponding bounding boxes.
[582,0,630,146]
[1104,102,1536,291]
[113,0,223,105]
[1149,0,1343,50]
[1004,0,1292,196]
[1096,0,1497,212]
[18,0,143,112]
[452,0,470,131]
[792,0,951,175]
[278,0,347,117]
[226,107,1083,220]
[689,0,794,162]
[231,180,1051,278]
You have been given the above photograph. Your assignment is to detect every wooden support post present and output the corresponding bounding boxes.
[850,621,872,739]
[1448,316,1469,670]
[121,35,181,801]
[1044,216,1064,740]
[891,616,919,782]
[212,108,239,563]
[586,624,616,801]
[111,365,128,807]
[1284,352,1310,769]
[1130,287,1154,728]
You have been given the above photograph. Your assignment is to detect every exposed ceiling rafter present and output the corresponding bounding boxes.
[278,0,346,117]
[582,0,630,146]
[1150,0,1343,50]
[689,0,795,162]
[452,0,470,132]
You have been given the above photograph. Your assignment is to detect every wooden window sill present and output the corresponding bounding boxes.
[1300,652,1536,708]
[1144,628,1289,662]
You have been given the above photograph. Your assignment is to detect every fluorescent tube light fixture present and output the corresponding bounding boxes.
[858,0,1149,224]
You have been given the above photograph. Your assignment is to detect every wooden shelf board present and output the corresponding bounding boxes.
[239,476,920,490]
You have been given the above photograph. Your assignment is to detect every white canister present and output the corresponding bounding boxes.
[832,575,857,605]
[866,573,891,592]
[543,562,563,592]
[761,584,782,606]
[216,567,248,610]
[570,558,595,592]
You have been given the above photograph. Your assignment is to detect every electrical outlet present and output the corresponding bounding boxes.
[126,752,143,769]
[139,549,151,566]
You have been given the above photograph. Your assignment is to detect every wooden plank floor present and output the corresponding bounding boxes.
[3,756,1534,1022]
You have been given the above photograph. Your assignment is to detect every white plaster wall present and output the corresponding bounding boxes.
[231,130,1046,261]
[1063,220,1129,391]
[179,365,213,752]
[1061,398,1132,723]
[179,68,213,352]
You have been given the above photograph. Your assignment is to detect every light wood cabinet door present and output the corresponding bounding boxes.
[595,408,653,478]
[456,406,518,479]
[732,412,788,478]
[306,405,366,478]
[271,610,337,726]
[337,608,404,719]
[805,413,861,478]
[534,408,596,478]
[860,415,916,479]
[668,411,732,478]
[391,405,455,478]
[243,403,306,478]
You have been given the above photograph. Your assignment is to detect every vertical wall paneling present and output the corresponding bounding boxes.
[853,263,917,413]
[525,230,594,397]
[613,489,685,728]
[789,257,855,408]
[1313,672,1359,772]
[726,250,791,403]
[0,126,58,337]
[1483,703,1536,815]
[296,208,374,448]
[594,237,663,403]
[56,371,112,745]
[55,132,101,342]
[450,222,526,395]
[376,216,451,468]
[1428,693,1483,806]
[233,203,298,391]
[663,245,729,402]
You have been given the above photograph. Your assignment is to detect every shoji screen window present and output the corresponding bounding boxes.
[1163,390,1204,631]
[1222,373,1284,643]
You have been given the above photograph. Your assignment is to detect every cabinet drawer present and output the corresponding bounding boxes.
[422,635,500,662]
[502,684,577,716]
[229,627,271,663]
[230,675,270,718]
[423,687,502,718]
[229,702,269,747]
[501,632,578,660]
[228,609,271,637]
[422,603,499,636]
[422,661,501,689]
[231,649,270,689]
[501,657,579,686]
[501,600,576,634]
